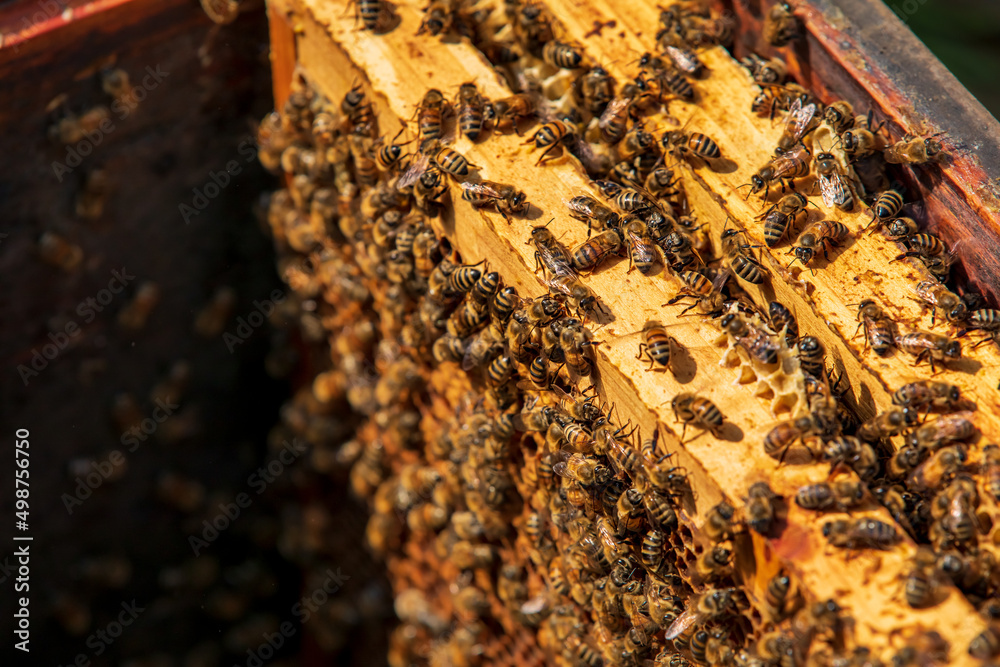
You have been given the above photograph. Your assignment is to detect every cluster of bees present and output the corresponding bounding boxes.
[261,0,1000,664]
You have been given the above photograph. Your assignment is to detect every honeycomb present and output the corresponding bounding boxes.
[257,0,1000,664]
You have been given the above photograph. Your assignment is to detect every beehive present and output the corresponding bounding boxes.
[259,0,1000,664]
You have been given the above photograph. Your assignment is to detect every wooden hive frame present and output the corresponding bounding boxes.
[265,0,1000,662]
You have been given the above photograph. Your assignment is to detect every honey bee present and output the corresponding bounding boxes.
[630,320,681,374]
[566,195,620,236]
[117,282,161,331]
[666,270,725,316]
[574,65,615,115]
[514,1,554,55]
[856,406,918,443]
[913,280,967,324]
[554,452,611,487]
[193,286,237,338]
[745,144,811,199]
[969,627,1000,659]
[341,82,376,135]
[664,587,736,640]
[455,82,487,141]
[620,218,659,274]
[981,444,1000,501]
[763,1,799,46]
[908,445,967,492]
[414,166,449,211]
[598,96,633,145]
[795,478,864,512]
[751,83,810,119]
[38,232,84,272]
[489,94,536,133]
[823,100,855,133]
[776,96,819,153]
[797,335,826,379]
[763,415,819,462]
[525,120,575,164]
[891,380,962,413]
[884,134,944,165]
[415,88,450,141]
[841,126,881,160]
[823,518,900,550]
[720,310,781,365]
[671,392,724,442]
[788,220,850,267]
[746,481,779,535]
[764,570,798,621]
[703,501,736,543]
[814,152,855,211]
[352,0,393,31]
[895,331,962,372]
[855,299,896,356]
[766,300,799,348]
[542,40,584,69]
[491,285,521,323]
[758,192,808,247]
[372,128,410,172]
[662,128,722,163]
[907,412,977,452]
[461,180,529,222]
[721,228,767,284]
[865,189,904,233]
[568,229,624,273]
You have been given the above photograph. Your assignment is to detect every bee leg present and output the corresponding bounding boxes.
[636,343,648,362]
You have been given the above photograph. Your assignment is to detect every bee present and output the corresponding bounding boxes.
[758,192,808,247]
[352,0,392,31]
[795,479,864,512]
[666,270,725,316]
[884,134,944,165]
[763,415,819,462]
[543,40,584,69]
[416,0,454,35]
[433,334,466,363]
[720,228,766,284]
[525,120,575,165]
[895,331,962,372]
[969,627,1000,659]
[823,518,900,550]
[623,218,660,274]
[704,501,736,543]
[814,152,855,211]
[788,220,850,267]
[892,380,963,413]
[662,129,721,162]
[372,128,410,173]
[38,231,84,272]
[776,96,819,153]
[823,100,855,133]
[796,336,826,379]
[633,320,681,373]
[612,188,655,213]
[664,44,705,77]
[461,180,528,222]
[908,445,967,492]
[570,229,624,273]
[117,282,161,331]
[341,82,376,134]
[841,126,881,160]
[764,571,796,621]
[855,299,896,356]
[913,280,967,325]
[856,406,917,443]
[664,588,736,640]
[767,301,799,347]
[554,453,611,487]
[455,82,487,141]
[415,89,450,141]
[865,190,904,232]
[640,529,666,574]
[742,54,787,85]
[413,166,449,211]
[907,412,977,452]
[671,393,724,442]
[619,125,660,164]
[720,310,781,365]
[746,481,779,535]
[514,1,554,55]
[745,144,811,199]
[424,141,474,178]
[751,82,808,118]
[574,66,615,115]
[598,96,633,145]
[763,1,798,46]
[489,94,536,133]
[566,195,620,236]
[981,444,1000,501]
[491,285,521,324]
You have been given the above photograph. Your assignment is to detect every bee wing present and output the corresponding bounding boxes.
[542,274,575,296]
[665,45,703,75]
[397,152,430,189]
[552,460,571,479]
[598,96,631,130]
[461,180,504,199]
[520,595,550,615]
[664,607,704,640]
[784,97,818,142]
[818,173,838,210]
